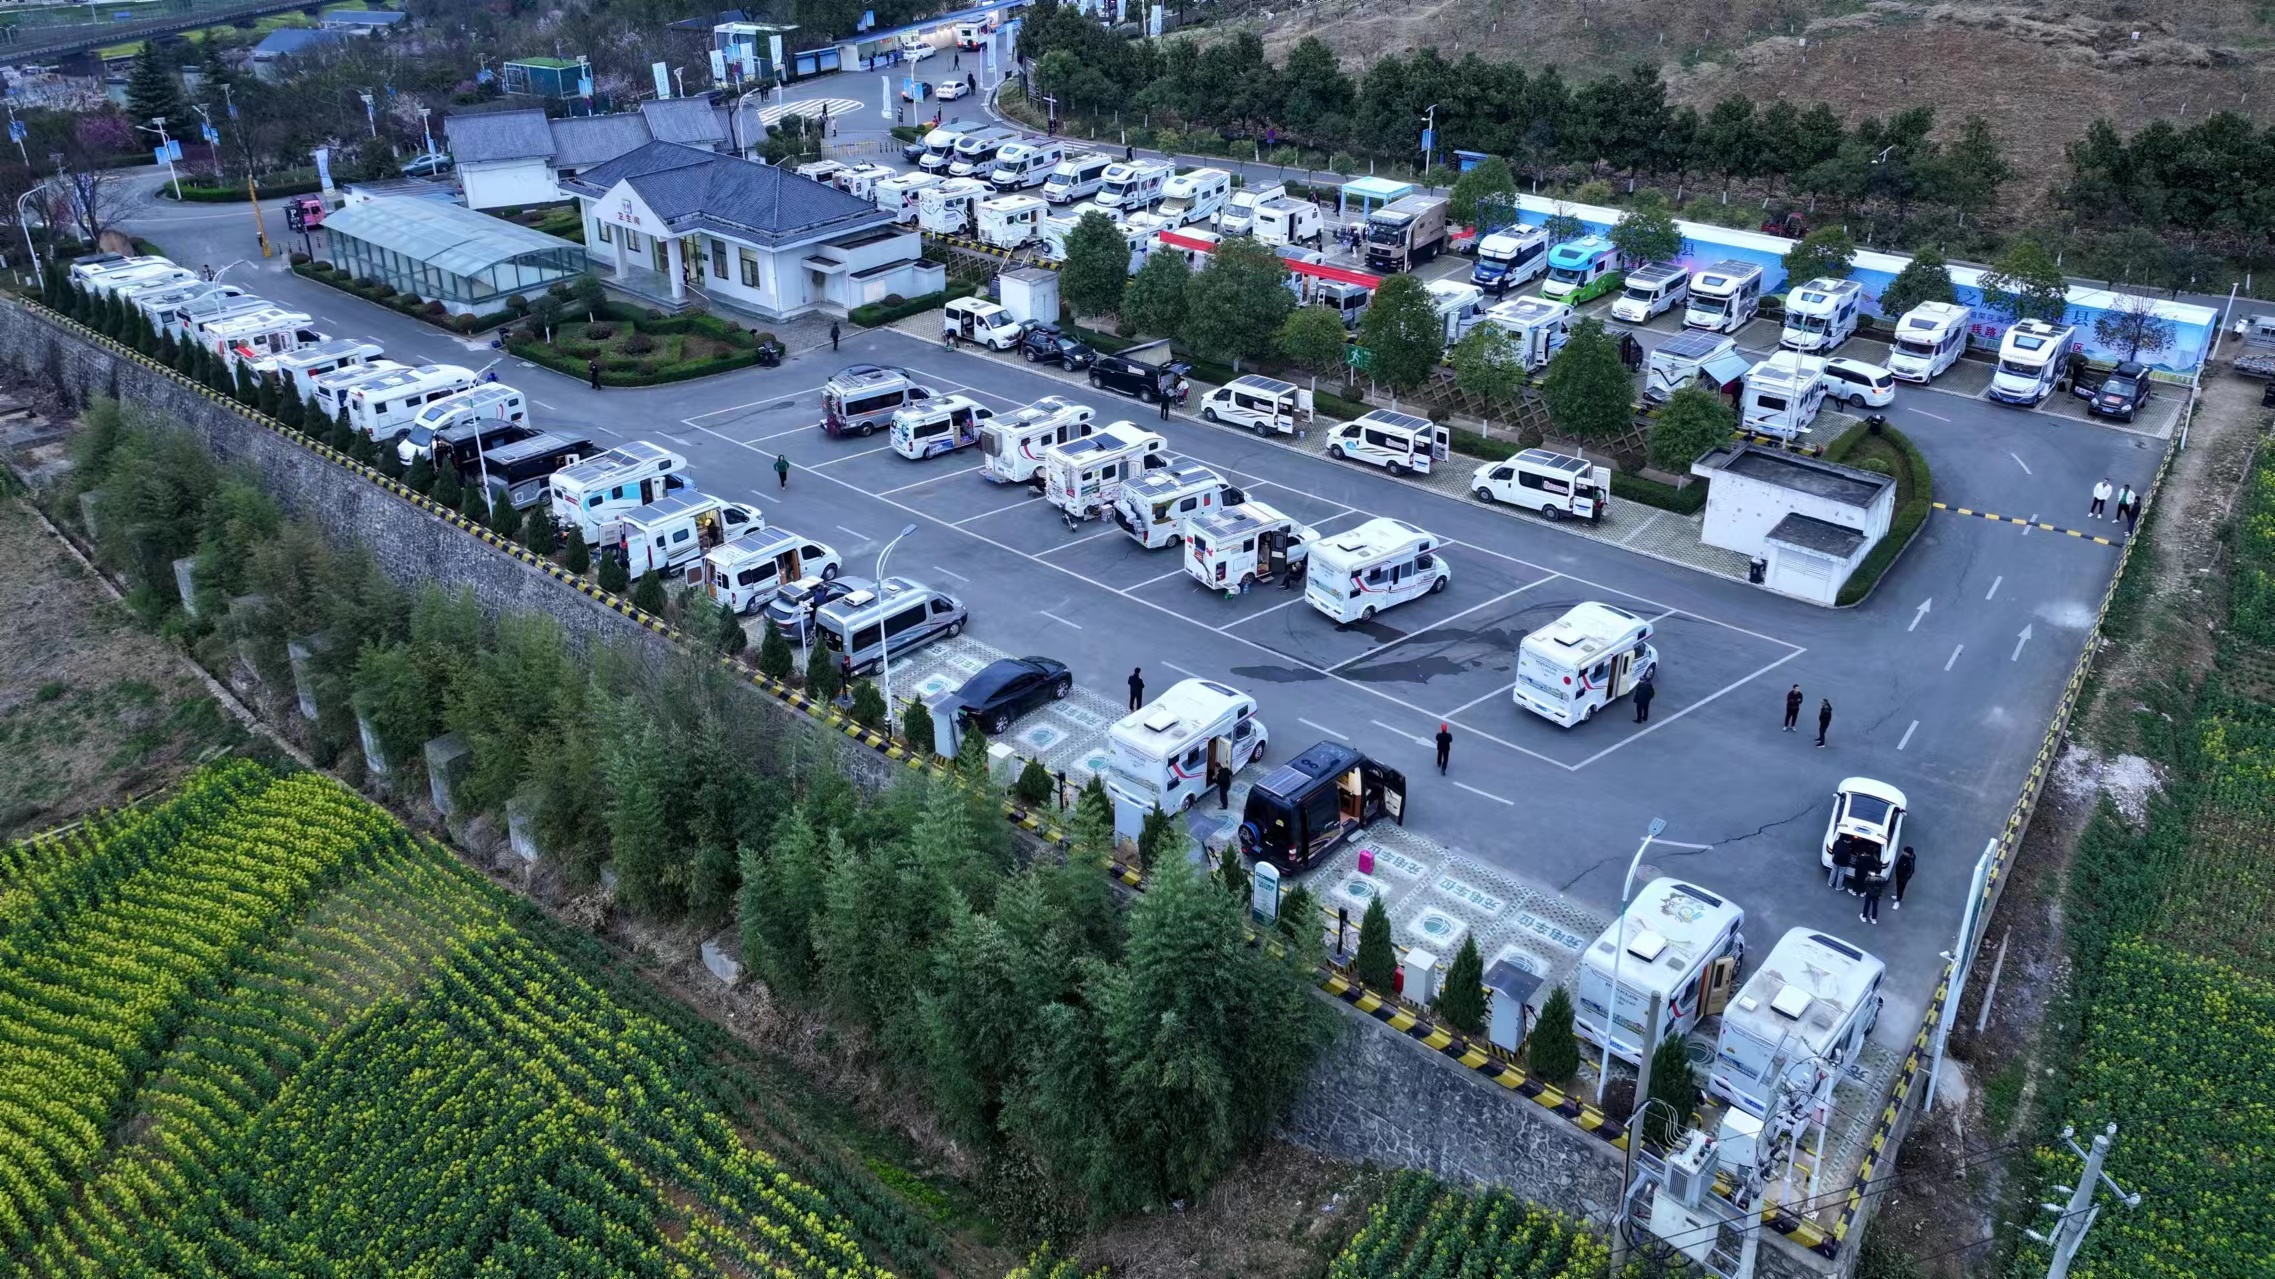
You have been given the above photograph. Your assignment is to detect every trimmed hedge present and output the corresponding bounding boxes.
[167,177,324,202]
[849,282,979,328]
[293,262,516,332]
[1611,470,1707,515]
[507,336,760,386]
[1823,419,1933,606]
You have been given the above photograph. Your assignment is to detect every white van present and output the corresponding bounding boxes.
[1041,153,1113,205]
[1470,448,1610,522]
[705,527,840,614]
[310,359,408,424]
[1184,501,1316,591]
[941,296,1026,350]
[1221,181,1286,235]
[617,491,765,580]
[87,264,195,298]
[1740,352,1829,439]
[979,396,1098,485]
[1112,463,1241,549]
[1780,277,1864,353]
[876,171,939,222]
[193,305,312,356]
[1709,928,1883,1122]
[914,120,983,172]
[1104,678,1268,816]
[130,281,243,325]
[1610,262,1690,324]
[815,576,967,676]
[70,255,169,287]
[1426,279,1488,347]
[254,337,383,401]
[793,159,848,187]
[989,140,1064,193]
[1094,159,1172,212]
[1577,878,1746,1067]
[1988,318,2077,405]
[1198,374,1309,436]
[1042,421,1168,523]
[1157,168,1231,227]
[210,311,325,365]
[1685,260,1764,334]
[947,126,1019,178]
[110,269,201,306]
[1886,301,1973,383]
[1251,198,1322,249]
[1469,226,1551,296]
[917,177,992,235]
[347,364,479,441]
[1305,518,1449,625]
[1484,296,1572,372]
[159,291,268,343]
[549,441,690,546]
[890,393,995,460]
[954,18,992,48]
[1511,601,1657,726]
[976,195,1046,249]
[1324,409,1450,477]
[837,162,900,203]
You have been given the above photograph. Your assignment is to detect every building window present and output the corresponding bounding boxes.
[710,238,727,278]
[620,228,642,254]
[596,220,613,245]
[739,249,760,289]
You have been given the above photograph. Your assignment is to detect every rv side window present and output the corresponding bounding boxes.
[671,529,691,545]
[1518,471,1546,490]
[1300,785,1338,842]
[881,604,926,638]
[1366,566,1387,585]
[1242,537,1255,552]
[736,566,775,588]
[1415,552,1434,570]
[847,391,900,417]
[587,494,604,509]
[1181,745,1205,770]
[853,621,884,651]
[1233,717,1253,739]
[1758,394,1788,411]
[1178,497,1199,513]
[1362,429,1396,451]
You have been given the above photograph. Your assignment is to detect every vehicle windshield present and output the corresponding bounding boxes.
[1620,283,1658,303]
[2102,377,2139,397]
[1789,313,1830,334]
[1894,338,1937,357]
[1474,258,1508,276]
[1548,264,1588,284]
[1997,358,2046,379]
[1102,179,1133,197]
[1366,220,1405,244]
[403,427,434,448]
[1160,196,1193,214]
[1844,792,1893,825]
[1691,297,1730,316]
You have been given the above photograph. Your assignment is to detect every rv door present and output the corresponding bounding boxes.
[1431,427,1450,463]
[1702,954,1739,1016]
[1380,765,1406,823]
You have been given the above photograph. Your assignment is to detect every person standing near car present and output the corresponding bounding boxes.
[1892,845,1916,909]
[1128,667,1144,711]
[1632,674,1655,723]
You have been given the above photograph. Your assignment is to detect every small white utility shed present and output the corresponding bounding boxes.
[1691,442,1896,605]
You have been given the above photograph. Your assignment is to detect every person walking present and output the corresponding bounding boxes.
[1815,698,1833,748]
[2089,477,2112,519]
[965,73,976,96]
[2124,491,2142,534]
[1434,722,1452,774]
[774,453,790,489]
[1214,760,1232,810]
[2114,483,2134,523]
[1632,674,1655,723]
[1783,684,1804,732]
[1125,144,1135,162]
[1127,667,1144,711]
[1892,845,1916,909]
[830,321,840,352]
[1860,876,1884,925]
[587,358,601,390]
[1158,381,1174,420]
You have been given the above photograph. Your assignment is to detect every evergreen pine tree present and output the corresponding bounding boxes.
[1436,935,1486,1035]
[899,694,933,750]
[125,42,186,128]
[1354,895,1396,991]
[805,640,842,702]
[597,550,629,594]
[1136,803,1182,869]
[455,480,484,519]
[231,359,257,404]
[489,492,522,539]
[1218,844,1250,902]
[848,678,886,727]
[157,330,179,369]
[521,505,556,555]
[1528,986,1581,1085]
[715,599,747,654]
[630,568,667,615]
[1014,755,1054,806]
[256,372,281,418]
[347,430,379,465]
[565,533,591,575]
[431,461,463,507]
[1643,1033,1697,1147]
[953,711,990,777]
[1276,882,1319,946]
[275,378,303,429]
[756,618,793,680]
[331,406,355,451]
[404,455,435,494]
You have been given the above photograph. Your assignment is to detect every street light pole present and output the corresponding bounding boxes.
[416,106,436,165]
[732,86,769,160]
[874,523,919,734]
[17,184,46,290]
[138,117,182,200]
[1596,817,1668,1106]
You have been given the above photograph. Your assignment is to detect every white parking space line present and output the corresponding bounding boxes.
[1986,575,2003,601]
[1161,661,1201,678]
[2009,452,2032,475]
[953,496,1039,526]
[1248,477,1360,517]
[900,364,1033,409]
[1452,781,1514,806]
[1944,644,1964,671]
[1439,682,1516,718]
[587,424,622,437]
[837,524,871,542]
[684,386,824,423]
[1131,565,1191,587]
[1035,527,1121,553]
[1442,537,1803,653]
[1215,594,1309,629]
[744,422,822,445]
[1039,609,1084,630]
[1907,406,1951,423]
[2022,513,2037,537]
[1559,646,1807,771]
[877,466,982,496]
[1323,576,1560,673]
[932,566,970,582]
[812,444,897,467]
[1898,720,1919,751]
[532,399,558,411]
[1370,719,1431,747]
[1298,717,1349,740]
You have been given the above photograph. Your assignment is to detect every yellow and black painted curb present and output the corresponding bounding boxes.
[1930,502,2126,546]
[921,230,1060,268]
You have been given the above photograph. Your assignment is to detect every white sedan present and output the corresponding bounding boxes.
[1822,777,1907,883]
[1823,357,1897,409]
[936,78,970,100]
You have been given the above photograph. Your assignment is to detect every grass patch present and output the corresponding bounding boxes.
[1823,419,1931,606]
[506,306,768,386]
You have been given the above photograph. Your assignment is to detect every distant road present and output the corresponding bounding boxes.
[2,0,314,65]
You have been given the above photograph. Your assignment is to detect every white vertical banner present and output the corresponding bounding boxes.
[709,49,727,84]
[769,34,785,80]
[741,49,756,79]
[1148,3,1163,36]
[651,61,672,99]
[881,74,891,120]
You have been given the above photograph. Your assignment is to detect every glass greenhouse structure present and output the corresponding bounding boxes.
[320,198,586,315]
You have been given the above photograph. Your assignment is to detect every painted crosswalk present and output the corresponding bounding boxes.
[751,98,865,129]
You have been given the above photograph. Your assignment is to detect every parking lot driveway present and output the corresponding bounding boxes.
[1229,548,1553,677]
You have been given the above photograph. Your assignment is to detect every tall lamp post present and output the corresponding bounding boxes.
[1596,816,1667,1106]
[874,522,919,734]
[136,117,182,200]
[17,183,48,290]
[731,85,770,160]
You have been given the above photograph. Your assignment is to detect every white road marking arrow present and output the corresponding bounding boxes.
[1909,598,1931,632]
[2011,624,2033,662]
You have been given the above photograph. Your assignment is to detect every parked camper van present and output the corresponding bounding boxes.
[1236,741,1405,871]
[890,393,996,459]
[837,162,899,203]
[1112,463,1241,549]
[976,194,1046,249]
[130,281,244,326]
[403,418,533,480]
[1042,421,1169,523]
[201,307,319,359]
[941,296,1026,350]
[255,337,384,401]
[1740,352,1830,439]
[1685,261,1765,334]
[549,441,690,545]
[917,177,992,234]
[1315,279,1372,329]
[1095,159,1173,212]
[309,360,408,424]
[1041,153,1113,205]
[1106,678,1268,818]
[1780,277,1864,353]
[1576,878,1746,1067]
[978,396,1099,485]
[822,365,936,437]
[1324,409,1449,476]
[1198,374,1309,436]
[1471,226,1551,296]
[1363,194,1449,272]
[1511,601,1658,726]
[987,139,1062,192]
[908,119,978,167]
[954,17,992,48]
[875,171,939,222]
[1470,449,1610,522]
[815,576,967,676]
[1221,181,1287,235]
[1610,261,1690,323]
[476,432,595,510]
[1541,235,1620,304]
[617,492,765,580]
[1250,197,1322,249]
[1157,168,1231,227]
[948,127,1017,177]
[1644,330,1746,403]
[159,291,268,343]
[1886,301,1973,383]
[1709,929,1884,1120]
[1426,279,1488,347]
[705,528,841,614]
[347,364,479,441]
[70,254,168,287]
[85,262,194,297]
[1988,319,2076,406]
[1304,518,1449,625]
[394,384,529,466]
[1184,501,1316,591]
[793,159,847,188]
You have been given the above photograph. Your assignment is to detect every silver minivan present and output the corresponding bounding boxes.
[816,576,967,676]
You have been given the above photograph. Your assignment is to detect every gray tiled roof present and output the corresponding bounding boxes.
[561,141,890,247]
[547,113,655,170]
[639,97,726,147]
[253,27,344,57]
[445,109,555,164]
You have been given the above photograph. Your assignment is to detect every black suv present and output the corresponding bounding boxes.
[2088,360,2152,422]
[1090,353,1189,402]
[1018,324,1095,370]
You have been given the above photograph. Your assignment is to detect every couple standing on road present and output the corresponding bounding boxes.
[1784,685,1834,747]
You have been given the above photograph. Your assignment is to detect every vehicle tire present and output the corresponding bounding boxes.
[1239,572,1255,589]
[1542,504,1564,522]
[1024,348,1040,362]
[1053,678,1071,700]
[1640,662,1657,684]
[1476,486,1494,502]
[1250,738,1265,763]
[821,564,839,580]
[1142,387,1158,403]
[991,711,1012,734]
[1203,407,1221,423]
[1255,420,1275,438]
[1179,790,1198,812]
[944,619,964,638]
[1389,462,1409,477]
[1582,703,1596,722]
[1334,444,1352,461]
[1090,373,1104,389]
[1429,574,1447,594]
[1361,604,1377,621]
[860,422,877,437]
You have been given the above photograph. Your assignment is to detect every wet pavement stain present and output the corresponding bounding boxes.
[1229,664,1329,683]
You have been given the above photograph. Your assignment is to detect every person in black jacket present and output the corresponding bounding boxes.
[1127,667,1144,711]
[1892,845,1917,909]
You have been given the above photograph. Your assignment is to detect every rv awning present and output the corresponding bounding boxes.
[1286,258,1382,289]
[1702,352,1753,387]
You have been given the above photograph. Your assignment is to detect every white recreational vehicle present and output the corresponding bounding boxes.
[1610,261,1690,324]
[822,364,936,437]
[1184,501,1317,591]
[837,162,900,203]
[1988,318,2076,406]
[1041,153,1112,205]
[1644,330,1746,404]
[793,159,848,188]
[130,281,244,325]
[1157,168,1231,227]
[1042,421,1169,524]
[1250,198,1322,249]
[158,291,268,342]
[947,126,1019,178]
[1779,277,1864,354]
[912,120,982,172]
[988,140,1064,192]
[1197,374,1308,436]
[1886,301,1973,383]
[254,337,384,401]
[197,306,316,357]
[1040,212,1149,274]
[548,441,690,545]
[1470,448,1610,523]
[1104,678,1268,817]
[917,177,992,235]
[1470,225,1551,296]
[704,528,841,614]
[1576,877,1747,1067]
[1304,518,1449,626]
[69,255,169,287]
[616,491,765,580]
[1426,279,1488,347]
[1510,601,1658,727]
[1685,260,1765,334]
[1708,929,1884,1121]
[309,360,408,424]
[1220,180,1286,235]
[976,195,1046,249]
[940,296,1026,350]
[1094,159,1173,213]
[346,363,479,441]
[1324,409,1450,476]
[1484,296,1572,372]
[1740,352,1830,440]
[1111,463,1241,549]
[889,393,995,460]
[394,383,530,466]
[875,171,939,222]
[978,396,1099,485]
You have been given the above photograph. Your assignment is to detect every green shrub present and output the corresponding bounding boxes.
[848,678,887,727]
[756,622,793,681]
[1354,895,1397,992]
[623,331,655,356]
[1643,1033,1697,1147]
[564,534,590,576]
[900,696,935,754]
[585,324,615,341]
[1014,756,1054,807]
[1612,470,1707,515]
[630,569,668,616]
[804,642,842,703]
[1435,936,1486,1035]
[597,553,628,595]
[1528,986,1580,1084]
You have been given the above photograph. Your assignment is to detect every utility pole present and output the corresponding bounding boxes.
[2025,1124,2141,1279]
